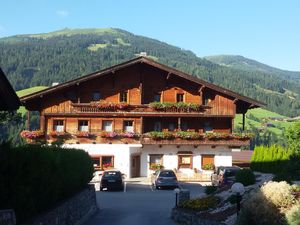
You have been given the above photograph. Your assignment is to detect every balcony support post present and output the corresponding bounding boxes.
[26,110,30,130]
[242,113,245,131]
[40,111,45,132]
[178,117,181,130]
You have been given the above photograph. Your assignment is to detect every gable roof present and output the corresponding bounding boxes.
[20,56,264,109]
[0,68,20,111]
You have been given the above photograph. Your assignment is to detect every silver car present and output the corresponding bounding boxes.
[151,169,179,189]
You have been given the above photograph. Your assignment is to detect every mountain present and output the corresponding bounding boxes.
[204,55,300,82]
[1,28,300,117]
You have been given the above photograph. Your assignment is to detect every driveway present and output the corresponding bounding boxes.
[84,178,206,225]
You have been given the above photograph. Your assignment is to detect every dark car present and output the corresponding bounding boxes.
[100,170,124,191]
[151,169,179,189]
[211,166,241,186]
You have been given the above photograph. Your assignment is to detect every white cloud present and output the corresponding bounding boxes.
[56,10,69,18]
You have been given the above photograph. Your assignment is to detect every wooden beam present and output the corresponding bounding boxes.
[177,117,181,130]
[166,72,172,80]
[40,111,46,132]
[198,85,205,93]
[233,98,239,104]
[26,111,31,130]
[242,113,245,131]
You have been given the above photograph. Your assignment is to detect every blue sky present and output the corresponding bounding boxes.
[0,0,299,71]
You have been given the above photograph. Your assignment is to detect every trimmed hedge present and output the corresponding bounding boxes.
[0,143,94,224]
[250,145,290,174]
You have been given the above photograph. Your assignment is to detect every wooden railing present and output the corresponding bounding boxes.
[70,103,211,114]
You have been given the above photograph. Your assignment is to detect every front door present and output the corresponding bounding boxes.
[131,155,141,178]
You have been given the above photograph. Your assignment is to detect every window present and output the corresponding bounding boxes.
[102,120,113,132]
[168,123,175,131]
[123,121,134,132]
[78,120,89,132]
[178,152,193,169]
[181,122,188,131]
[53,120,64,132]
[92,92,101,101]
[176,93,184,102]
[204,122,213,133]
[202,155,215,169]
[149,154,163,169]
[91,155,114,171]
[120,91,128,102]
[203,93,212,105]
[154,121,162,131]
[153,93,161,102]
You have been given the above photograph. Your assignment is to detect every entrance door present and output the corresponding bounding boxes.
[131,155,141,178]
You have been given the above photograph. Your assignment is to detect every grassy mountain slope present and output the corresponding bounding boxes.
[205,55,300,82]
[1,28,300,117]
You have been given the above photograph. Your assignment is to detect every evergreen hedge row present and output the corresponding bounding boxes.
[0,143,94,224]
[250,145,290,174]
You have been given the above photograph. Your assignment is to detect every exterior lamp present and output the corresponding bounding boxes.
[174,188,180,208]
[231,182,245,215]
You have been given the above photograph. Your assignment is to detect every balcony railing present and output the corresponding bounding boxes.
[70,102,211,115]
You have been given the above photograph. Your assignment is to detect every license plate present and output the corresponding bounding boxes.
[108,180,116,182]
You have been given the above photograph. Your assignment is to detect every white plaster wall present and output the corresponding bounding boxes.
[141,145,233,176]
[63,144,142,178]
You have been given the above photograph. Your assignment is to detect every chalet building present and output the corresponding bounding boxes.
[20,57,263,178]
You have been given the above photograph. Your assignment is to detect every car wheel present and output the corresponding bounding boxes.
[100,187,103,191]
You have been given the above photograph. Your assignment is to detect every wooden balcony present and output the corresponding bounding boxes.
[66,103,214,117]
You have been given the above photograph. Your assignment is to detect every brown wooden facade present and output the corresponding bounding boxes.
[20,57,263,145]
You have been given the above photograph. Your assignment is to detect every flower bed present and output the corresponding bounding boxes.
[179,195,221,211]
[90,101,130,110]
[49,131,69,138]
[20,130,44,139]
[149,101,202,112]
[75,131,91,138]
[99,131,140,139]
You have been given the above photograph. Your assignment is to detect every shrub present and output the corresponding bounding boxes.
[236,190,285,225]
[0,144,94,224]
[205,186,217,195]
[202,163,214,170]
[227,194,240,204]
[235,168,256,186]
[179,195,220,211]
[285,203,300,225]
[260,181,295,208]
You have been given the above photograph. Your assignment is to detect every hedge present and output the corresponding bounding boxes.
[0,143,94,224]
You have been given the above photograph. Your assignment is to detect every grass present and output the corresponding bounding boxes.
[234,108,294,136]
[16,86,48,115]
[87,43,109,51]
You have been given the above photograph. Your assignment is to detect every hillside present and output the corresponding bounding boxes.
[205,55,300,82]
[1,28,300,117]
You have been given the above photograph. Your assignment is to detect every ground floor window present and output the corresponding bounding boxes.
[178,151,193,169]
[201,154,215,170]
[149,154,163,170]
[53,119,64,131]
[91,155,114,171]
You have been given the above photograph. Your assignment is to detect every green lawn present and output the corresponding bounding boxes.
[17,86,48,115]
[234,108,294,135]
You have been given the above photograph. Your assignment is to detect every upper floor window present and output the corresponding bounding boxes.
[123,121,134,132]
[53,120,64,132]
[92,92,101,101]
[176,93,184,102]
[120,91,128,102]
[153,93,161,102]
[204,122,213,133]
[102,120,113,132]
[78,120,89,132]
[154,121,162,132]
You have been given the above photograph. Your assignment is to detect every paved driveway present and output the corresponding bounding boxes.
[84,178,206,225]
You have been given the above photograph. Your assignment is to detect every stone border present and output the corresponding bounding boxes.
[29,185,97,225]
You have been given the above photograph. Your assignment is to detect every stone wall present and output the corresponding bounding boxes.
[171,208,224,225]
[0,209,16,225]
[30,185,97,225]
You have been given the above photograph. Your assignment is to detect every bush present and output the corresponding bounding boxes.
[0,144,94,224]
[227,194,240,204]
[235,191,285,225]
[260,181,295,208]
[179,196,220,211]
[235,168,256,186]
[285,203,300,225]
[205,185,217,195]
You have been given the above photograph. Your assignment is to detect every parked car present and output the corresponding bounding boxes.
[211,166,241,186]
[151,169,179,189]
[100,170,124,191]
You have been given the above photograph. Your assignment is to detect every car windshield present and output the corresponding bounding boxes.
[159,171,176,177]
[103,171,121,178]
